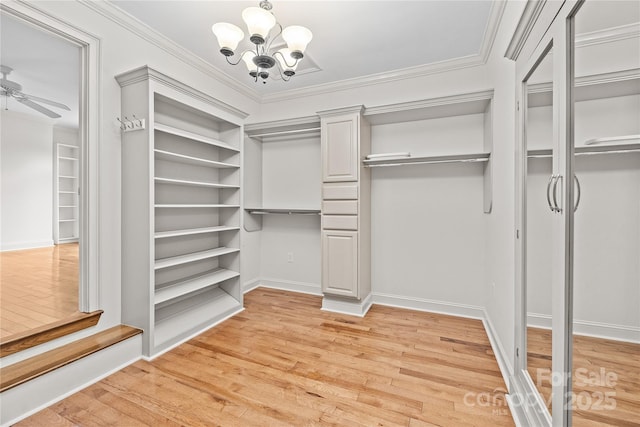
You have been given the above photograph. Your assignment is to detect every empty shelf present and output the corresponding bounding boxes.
[584,134,640,146]
[155,123,239,152]
[528,143,640,158]
[59,191,76,194]
[59,219,77,222]
[155,225,240,239]
[155,247,239,270]
[154,287,242,347]
[58,175,77,179]
[154,177,239,189]
[154,204,240,208]
[155,268,239,305]
[58,156,78,161]
[363,152,490,167]
[154,149,239,169]
[246,208,321,215]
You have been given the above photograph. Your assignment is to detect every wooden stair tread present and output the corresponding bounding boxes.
[0,325,141,392]
[1,311,103,358]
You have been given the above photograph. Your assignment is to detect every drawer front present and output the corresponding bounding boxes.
[323,215,358,231]
[323,183,358,200]
[323,200,358,215]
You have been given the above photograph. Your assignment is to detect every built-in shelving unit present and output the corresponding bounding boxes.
[363,90,494,213]
[244,116,322,232]
[53,143,79,244]
[117,65,247,359]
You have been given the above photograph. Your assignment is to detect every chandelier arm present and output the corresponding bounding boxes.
[272,59,292,82]
[225,49,257,66]
[265,22,284,53]
[272,50,299,68]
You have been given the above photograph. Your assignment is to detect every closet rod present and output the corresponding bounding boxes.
[246,127,321,138]
[246,208,321,215]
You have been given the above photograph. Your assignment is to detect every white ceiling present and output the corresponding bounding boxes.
[0,12,80,128]
[112,0,495,96]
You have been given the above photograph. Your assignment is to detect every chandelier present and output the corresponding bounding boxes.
[212,0,312,83]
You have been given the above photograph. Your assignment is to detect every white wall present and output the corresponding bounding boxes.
[1,110,54,251]
[481,0,525,378]
[53,126,79,147]
[370,114,487,308]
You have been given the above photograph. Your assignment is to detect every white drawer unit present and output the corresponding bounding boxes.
[319,106,371,312]
[323,183,358,200]
[322,215,358,231]
[322,200,358,215]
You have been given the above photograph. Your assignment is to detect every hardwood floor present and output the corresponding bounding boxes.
[18,288,514,426]
[527,327,640,426]
[0,243,79,339]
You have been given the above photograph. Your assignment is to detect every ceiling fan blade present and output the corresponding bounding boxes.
[16,97,61,118]
[19,93,71,111]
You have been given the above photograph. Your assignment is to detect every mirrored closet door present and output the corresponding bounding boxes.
[513,0,639,425]
[570,1,640,425]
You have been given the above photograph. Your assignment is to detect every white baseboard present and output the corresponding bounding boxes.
[259,278,322,296]
[1,240,54,252]
[0,334,142,427]
[321,293,373,317]
[482,308,514,390]
[528,313,640,343]
[242,278,262,294]
[372,292,485,320]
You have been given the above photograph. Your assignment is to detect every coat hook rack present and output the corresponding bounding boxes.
[117,115,146,132]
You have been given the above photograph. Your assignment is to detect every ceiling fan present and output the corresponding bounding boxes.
[1,65,70,119]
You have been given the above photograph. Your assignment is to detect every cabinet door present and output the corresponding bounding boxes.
[322,116,359,182]
[322,230,358,297]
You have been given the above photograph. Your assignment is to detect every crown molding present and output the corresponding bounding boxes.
[81,0,261,103]
[478,0,508,63]
[115,65,249,119]
[262,54,486,104]
[505,0,547,61]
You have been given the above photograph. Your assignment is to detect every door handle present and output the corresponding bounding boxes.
[546,175,555,212]
[574,175,581,212]
[552,175,562,213]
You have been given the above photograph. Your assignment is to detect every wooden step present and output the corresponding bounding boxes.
[0,325,141,392]
[0,311,103,357]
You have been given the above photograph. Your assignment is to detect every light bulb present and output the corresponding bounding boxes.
[242,7,276,44]
[282,25,312,58]
[211,23,244,56]
[242,52,257,72]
